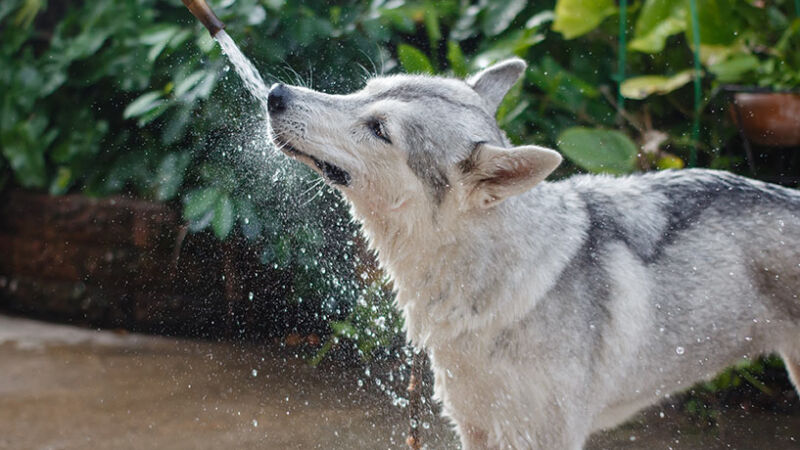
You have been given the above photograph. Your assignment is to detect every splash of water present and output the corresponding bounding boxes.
[215,30,270,116]
[211,30,416,423]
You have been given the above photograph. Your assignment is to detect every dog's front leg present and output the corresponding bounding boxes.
[458,423,493,450]
[458,421,585,450]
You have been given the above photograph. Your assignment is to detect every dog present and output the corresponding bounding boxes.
[266,58,800,449]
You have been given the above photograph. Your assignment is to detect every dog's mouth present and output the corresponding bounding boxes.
[274,138,351,187]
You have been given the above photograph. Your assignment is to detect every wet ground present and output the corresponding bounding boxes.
[1,314,799,450]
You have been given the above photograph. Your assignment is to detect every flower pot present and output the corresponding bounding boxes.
[730,92,800,147]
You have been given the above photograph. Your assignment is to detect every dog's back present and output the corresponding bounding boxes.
[528,168,800,431]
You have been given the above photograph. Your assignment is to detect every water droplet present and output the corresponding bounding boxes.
[251,369,257,377]
[675,346,685,355]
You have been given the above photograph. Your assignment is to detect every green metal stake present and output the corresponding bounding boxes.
[617,0,628,115]
[688,0,702,167]
[796,0,800,16]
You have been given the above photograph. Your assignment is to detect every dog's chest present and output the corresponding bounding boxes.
[428,339,540,426]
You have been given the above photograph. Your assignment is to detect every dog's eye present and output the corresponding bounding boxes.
[368,119,391,144]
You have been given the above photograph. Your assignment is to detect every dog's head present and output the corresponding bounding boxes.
[267,58,561,222]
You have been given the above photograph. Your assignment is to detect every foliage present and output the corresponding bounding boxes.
[310,275,403,366]
[684,355,786,421]
[556,0,800,98]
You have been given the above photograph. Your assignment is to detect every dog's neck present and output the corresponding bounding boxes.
[346,185,583,348]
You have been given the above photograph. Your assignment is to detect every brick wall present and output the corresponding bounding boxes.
[0,191,229,335]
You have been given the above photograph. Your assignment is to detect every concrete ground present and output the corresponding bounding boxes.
[1,314,799,450]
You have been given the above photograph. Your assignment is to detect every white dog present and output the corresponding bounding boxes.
[267,58,800,449]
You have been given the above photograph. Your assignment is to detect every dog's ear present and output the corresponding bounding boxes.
[459,143,562,209]
[467,58,527,114]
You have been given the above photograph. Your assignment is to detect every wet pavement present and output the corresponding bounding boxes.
[1,314,799,449]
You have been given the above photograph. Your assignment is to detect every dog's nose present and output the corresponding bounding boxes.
[268,83,289,113]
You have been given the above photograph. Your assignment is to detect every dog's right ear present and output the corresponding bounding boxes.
[459,143,562,209]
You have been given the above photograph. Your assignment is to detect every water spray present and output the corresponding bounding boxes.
[181,0,225,37]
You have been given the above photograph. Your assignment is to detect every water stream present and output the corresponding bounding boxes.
[215,30,270,116]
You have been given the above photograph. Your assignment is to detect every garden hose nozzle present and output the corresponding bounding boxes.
[182,0,225,37]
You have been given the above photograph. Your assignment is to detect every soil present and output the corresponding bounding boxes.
[1,315,799,450]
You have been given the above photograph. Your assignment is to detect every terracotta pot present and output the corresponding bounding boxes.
[730,92,800,147]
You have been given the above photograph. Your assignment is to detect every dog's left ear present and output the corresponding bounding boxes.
[467,58,527,114]
[460,143,562,209]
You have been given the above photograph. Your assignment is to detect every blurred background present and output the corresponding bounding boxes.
[1,0,800,448]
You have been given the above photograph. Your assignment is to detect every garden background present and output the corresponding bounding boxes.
[2,0,800,434]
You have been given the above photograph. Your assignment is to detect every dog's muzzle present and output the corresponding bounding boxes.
[268,83,289,113]
[267,84,351,186]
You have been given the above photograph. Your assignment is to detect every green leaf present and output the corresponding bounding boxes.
[235,197,263,241]
[212,194,235,239]
[557,127,638,174]
[1,116,53,188]
[331,321,358,339]
[526,56,599,110]
[552,0,616,39]
[496,81,524,125]
[155,152,191,201]
[656,154,685,170]
[481,0,527,37]
[183,187,220,221]
[397,44,434,74]
[141,26,178,62]
[688,0,742,48]
[620,70,695,100]
[123,91,164,120]
[708,54,759,83]
[424,5,441,46]
[446,41,468,77]
[629,0,688,53]
[273,235,292,268]
[0,0,24,23]
[49,167,72,195]
[450,3,481,41]
[3,139,47,188]
[174,71,206,98]
[525,10,555,29]
[13,0,45,28]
